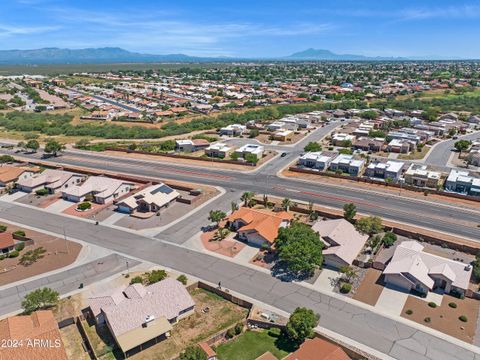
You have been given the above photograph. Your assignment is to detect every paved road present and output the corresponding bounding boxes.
[6,145,480,242]
[0,253,136,316]
[0,201,476,360]
[423,131,480,167]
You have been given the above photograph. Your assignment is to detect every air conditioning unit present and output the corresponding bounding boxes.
[145,315,155,324]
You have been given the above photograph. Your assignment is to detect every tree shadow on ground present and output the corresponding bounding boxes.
[268,328,298,354]
[271,260,313,282]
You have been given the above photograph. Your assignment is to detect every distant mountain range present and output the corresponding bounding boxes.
[0,47,467,65]
[285,48,406,61]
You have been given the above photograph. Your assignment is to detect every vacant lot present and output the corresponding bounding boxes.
[216,328,296,360]
[401,294,479,343]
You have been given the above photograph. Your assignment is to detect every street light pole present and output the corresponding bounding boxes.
[63,227,69,254]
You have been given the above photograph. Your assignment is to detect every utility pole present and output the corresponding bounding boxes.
[63,227,69,254]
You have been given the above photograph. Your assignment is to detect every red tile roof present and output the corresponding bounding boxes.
[0,311,68,360]
[284,338,350,360]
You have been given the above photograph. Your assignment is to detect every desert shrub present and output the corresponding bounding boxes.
[0,225,7,232]
[226,327,236,339]
[405,309,413,315]
[13,230,26,237]
[459,315,468,322]
[0,255,5,260]
[77,202,91,211]
[129,276,143,285]
[428,302,437,308]
[234,322,243,335]
[424,317,431,323]
[147,269,167,284]
[15,243,25,252]
[448,302,457,308]
[340,283,352,294]
[35,188,49,196]
[177,274,188,285]
[8,250,19,258]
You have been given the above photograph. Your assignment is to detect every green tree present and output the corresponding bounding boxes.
[208,210,227,228]
[21,288,59,314]
[180,345,207,360]
[339,265,358,283]
[359,110,378,120]
[285,307,320,345]
[355,216,383,235]
[454,140,472,156]
[281,198,293,212]
[240,191,255,207]
[230,201,239,213]
[276,222,323,274]
[304,142,321,152]
[382,232,397,247]
[244,153,258,165]
[343,203,357,222]
[44,139,65,156]
[25,139,40,152]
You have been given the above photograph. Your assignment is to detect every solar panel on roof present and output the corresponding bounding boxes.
[151,184,174,195]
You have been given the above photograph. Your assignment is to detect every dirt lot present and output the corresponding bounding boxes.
[352,269,385,306]
[0,223,81,286]
[401,294,479,343]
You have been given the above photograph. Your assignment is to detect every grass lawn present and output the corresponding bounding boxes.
[216,328,296,360]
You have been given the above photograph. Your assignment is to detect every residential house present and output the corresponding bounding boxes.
[0,232,16,255]
[116,183,180,214]
[311,219,368,269]
[329,154,365,176]
[0,165,40,187]
[384,241,472,296]
[468,115,480,124]
[226,208,293,247]
[298,152,337,171]
[444,170,480,196]
[175,139,210,152]
[219,124,246,136]
[331,133,355,146]
[205,143,233,158]
[88,279,195,356]
[273,130,294,141]
[365,161,405,182]
[266,121,285,132]
[387,139,414,153]
[404,164,442,189]
[0,310,68,360]
[352,137,384,152]
[16,169,85,193]
[283,337,350,360]
[62,176,135,204]
[387,131,421,144]
[235,144,264,159]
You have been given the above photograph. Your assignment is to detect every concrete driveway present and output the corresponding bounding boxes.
[375,285,409,316]
[312,268,342,293]
[46,198,74,213]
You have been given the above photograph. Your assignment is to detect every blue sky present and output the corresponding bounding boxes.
[2,0,480,58]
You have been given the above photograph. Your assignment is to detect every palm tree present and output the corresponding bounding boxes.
[281,198,292,212]
[230,201,239,213]
[241,192,255,207]
[263,194,269,208]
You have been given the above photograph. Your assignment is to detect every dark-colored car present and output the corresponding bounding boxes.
[281,152,287,157]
